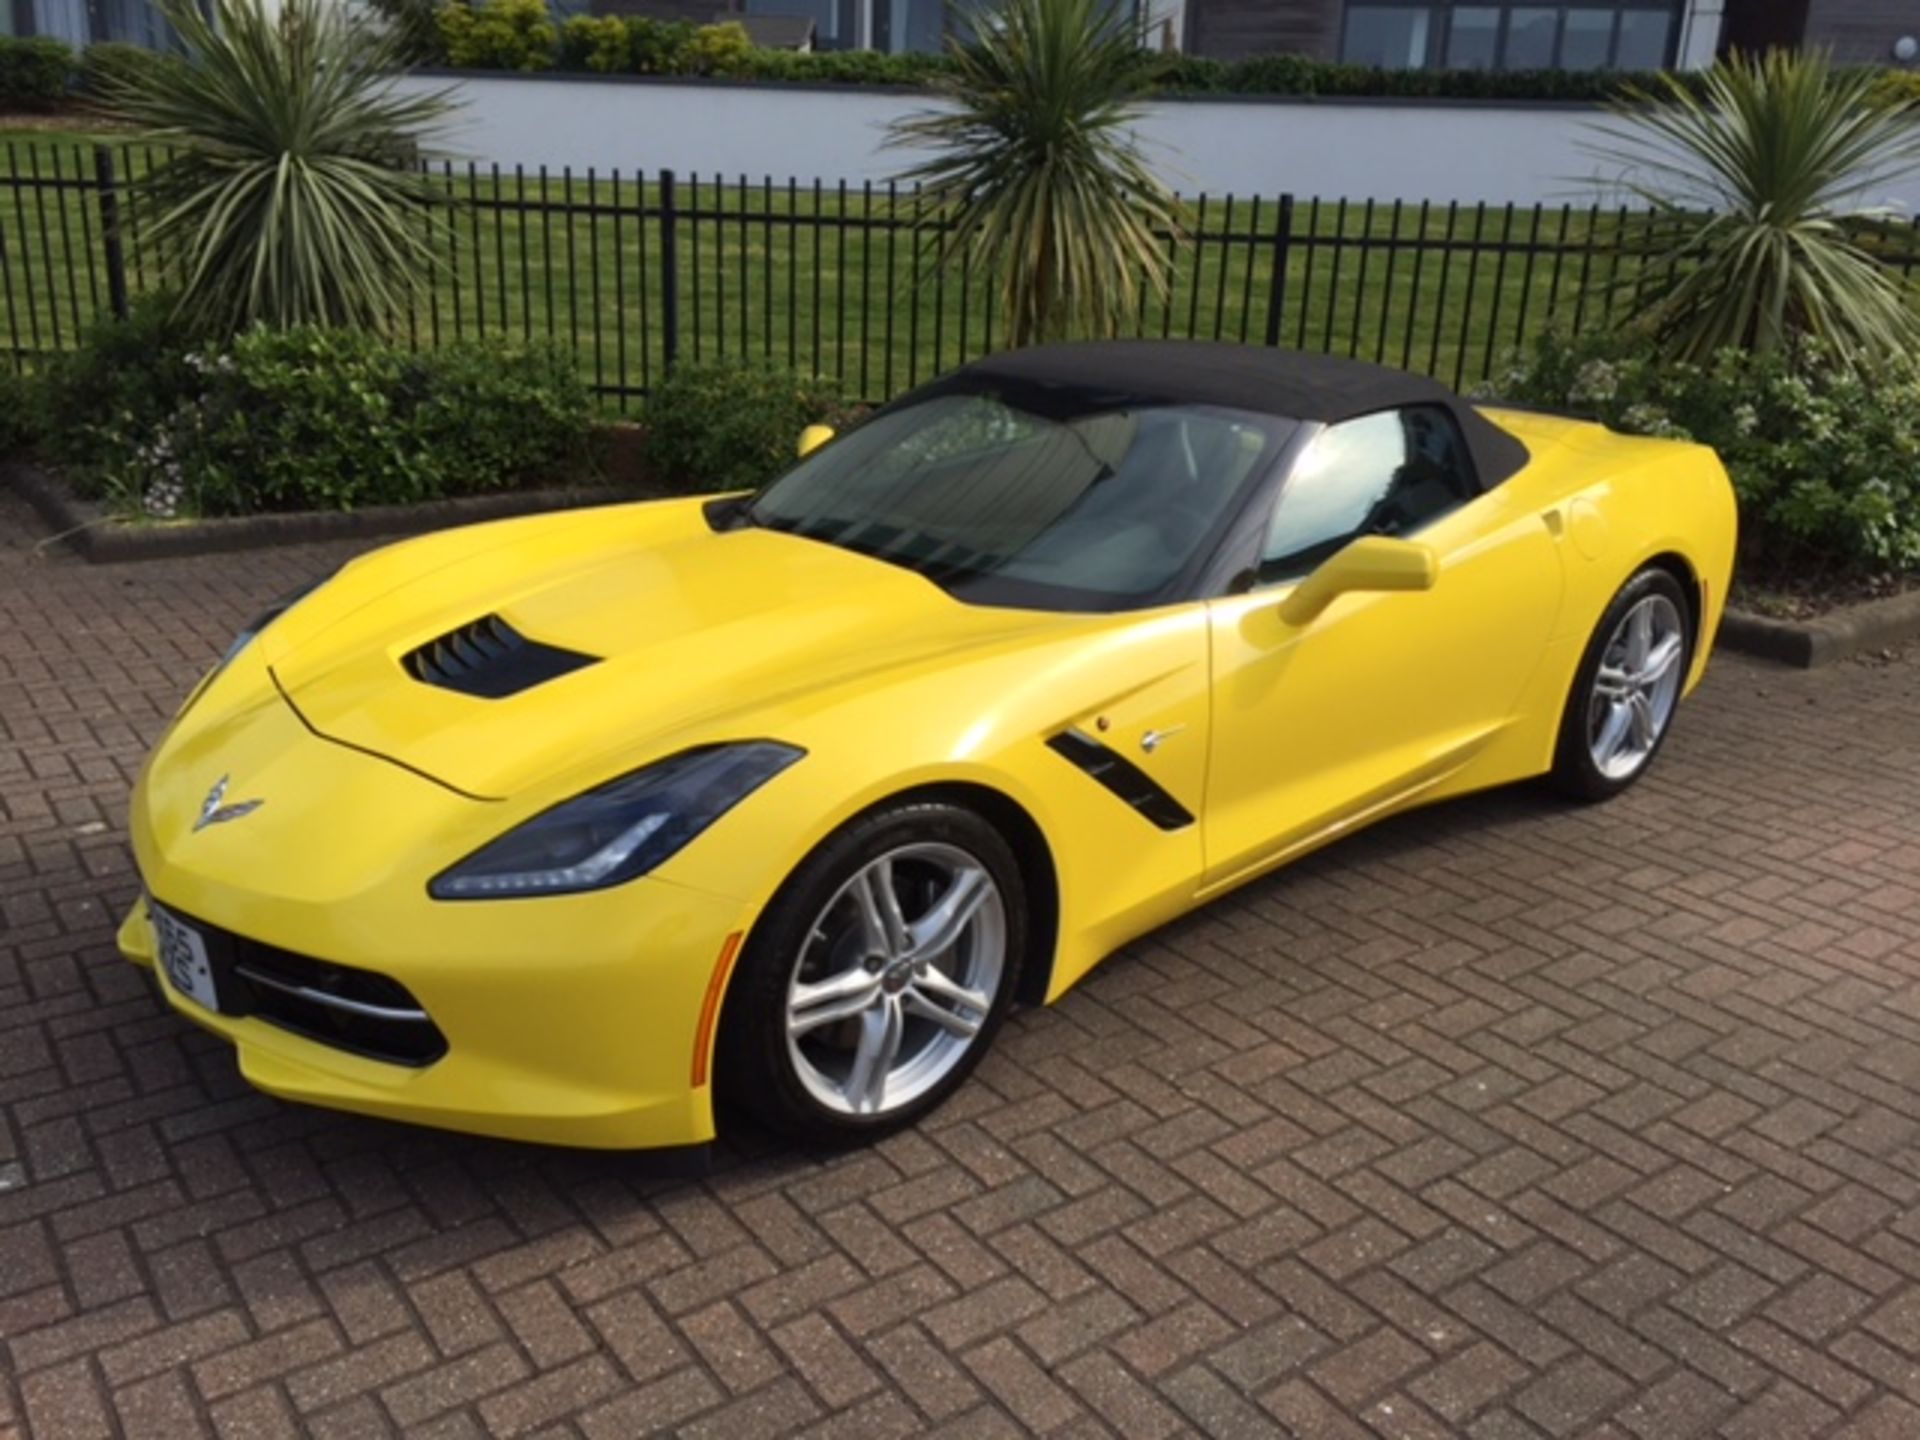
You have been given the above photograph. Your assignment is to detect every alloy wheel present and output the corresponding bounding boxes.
[784,842,1006,1117]
[1587,593,1685,781]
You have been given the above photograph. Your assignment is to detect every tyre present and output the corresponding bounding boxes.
[716,800,1026,1147]
[1551,566,1693,802]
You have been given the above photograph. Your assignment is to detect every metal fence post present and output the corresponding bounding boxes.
[92,145,130,323]
[658,167,679,373]
[1262,194,1293,349]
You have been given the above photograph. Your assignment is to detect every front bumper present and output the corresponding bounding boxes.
[122,679,754,1151]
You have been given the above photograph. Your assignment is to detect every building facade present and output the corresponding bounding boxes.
[1180,1,1730,68]
[1721,0,1920,66]
[713,0,1915,67]
[3,0,173,45]
[9,0,1912,69]
[588,0,1734,64]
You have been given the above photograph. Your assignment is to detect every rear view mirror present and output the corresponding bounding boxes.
[1278,536,1437,626]
[797,424,836,458]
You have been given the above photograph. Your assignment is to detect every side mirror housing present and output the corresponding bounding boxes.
[797,423,836,458]
[1277,536,1438,626]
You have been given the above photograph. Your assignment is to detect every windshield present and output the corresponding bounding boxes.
[748,388,1294,611]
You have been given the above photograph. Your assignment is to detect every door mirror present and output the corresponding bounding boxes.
[797,423,836,458]
[1277,536,1437,626]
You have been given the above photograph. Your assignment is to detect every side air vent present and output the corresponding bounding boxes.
[402,614,597,699]
[1046,730,1194,831]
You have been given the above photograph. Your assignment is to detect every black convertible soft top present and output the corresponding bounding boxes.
[941,341,1530,489]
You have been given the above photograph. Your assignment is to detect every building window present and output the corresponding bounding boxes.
[1444,7,1501,67]
[1613,7,1671,68]
[1560,8,1616,67]
[745,0,854,47]
[1344,5,1434,68]
[860,0,1134,53]
[1504,6,1558,65]
[1341,2,1680,71]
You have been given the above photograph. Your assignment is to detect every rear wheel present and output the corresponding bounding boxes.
[1551,568,1692,802]
[717,802,1025,1146]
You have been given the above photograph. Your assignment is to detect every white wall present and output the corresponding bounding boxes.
[393,72,1920,213]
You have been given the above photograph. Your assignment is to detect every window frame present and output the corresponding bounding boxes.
[1338,1,1683,72]
[1251,402,1484,586]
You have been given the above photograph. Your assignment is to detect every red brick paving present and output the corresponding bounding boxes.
[3,489,1918,1438]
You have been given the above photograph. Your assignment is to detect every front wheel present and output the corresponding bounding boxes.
[716,801,1026,1147]
[1551,568,1692,802]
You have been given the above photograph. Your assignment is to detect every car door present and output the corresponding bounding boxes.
[1201,404,1563,893]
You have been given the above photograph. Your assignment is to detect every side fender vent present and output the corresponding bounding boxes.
[402,614,597,699]
[1046,730,1194,831]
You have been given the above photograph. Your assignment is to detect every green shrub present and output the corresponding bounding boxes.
[560,15,629,73]
[625,17,697,74]
[1219,52,1325,95]
[41,299,203,490]
[394,339,596,501]
[77,42,184,100]
[685,21,751,76]
[43,313,593,517]
[582,18,750,77]
[644,360,856,493]
[1494,330,1920,578]
[1146,54,1227,93]
[0,368,38,455]
[733,47,946,85]
[436,0,556,71]
[1872,68,1920,109]
[0,36,76,110]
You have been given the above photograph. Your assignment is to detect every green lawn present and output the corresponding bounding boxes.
[3,124,1683,409]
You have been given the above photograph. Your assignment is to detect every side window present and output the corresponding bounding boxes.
[1261,405,1477,580]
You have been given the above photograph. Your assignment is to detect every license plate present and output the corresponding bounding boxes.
[152,903,220,1014]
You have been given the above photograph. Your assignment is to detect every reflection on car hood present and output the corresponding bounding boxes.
[266,498,1070,797]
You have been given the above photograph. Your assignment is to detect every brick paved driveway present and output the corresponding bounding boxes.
[4,489,1919,1440]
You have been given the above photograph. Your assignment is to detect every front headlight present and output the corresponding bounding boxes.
[428,742,804,900]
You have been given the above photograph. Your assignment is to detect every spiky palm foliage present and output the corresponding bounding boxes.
[887,0,1181,348]
[100,0,450,336]
[1588,50,1920,365]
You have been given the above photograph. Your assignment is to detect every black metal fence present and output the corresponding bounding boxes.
[5,138,1917,408]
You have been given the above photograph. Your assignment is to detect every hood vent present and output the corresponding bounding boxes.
[402,614,597,699]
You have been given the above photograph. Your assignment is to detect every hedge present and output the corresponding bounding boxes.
[0,37,73,111]
[39,303,598,518]
[10,18,1917,112]
[422,12,1717,102]
[642,358,858,493]
[0,37,186,109]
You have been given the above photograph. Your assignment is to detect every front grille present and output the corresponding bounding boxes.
[402,614,597,699]
[229,947,448,1067]
[158,906,448,1067]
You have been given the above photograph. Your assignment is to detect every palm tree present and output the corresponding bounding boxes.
[100,0,451,336]
[1587,49,1920,365]
[887,0,1182,348]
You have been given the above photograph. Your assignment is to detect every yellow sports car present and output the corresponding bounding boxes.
[118,342,1737,1152]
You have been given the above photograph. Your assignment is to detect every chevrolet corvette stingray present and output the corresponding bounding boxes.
[118,342,1737,1151]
